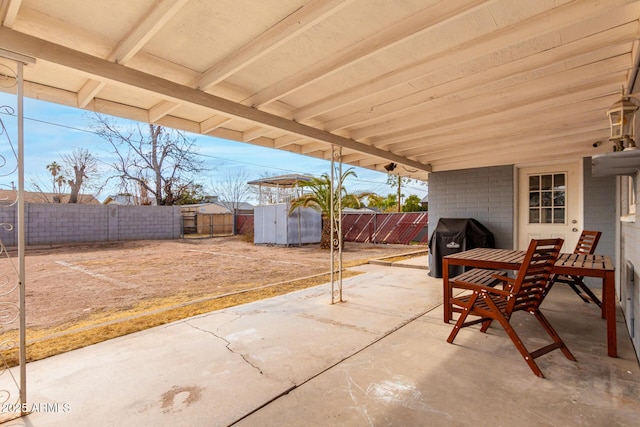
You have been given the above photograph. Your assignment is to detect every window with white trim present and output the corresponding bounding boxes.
[528,173,566,224]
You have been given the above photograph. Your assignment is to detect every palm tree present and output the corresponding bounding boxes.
[289,168,368,249]
[55,174,67,193]
[46,161,62,193]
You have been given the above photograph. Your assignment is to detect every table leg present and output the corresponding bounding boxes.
[601,279,606,320]
[443,259,451,323]
[604,270,617,358]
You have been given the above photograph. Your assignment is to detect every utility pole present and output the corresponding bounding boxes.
[396,175,401,212]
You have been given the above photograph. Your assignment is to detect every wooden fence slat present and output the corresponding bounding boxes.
[342,212,428,245]
[234,212,428,245]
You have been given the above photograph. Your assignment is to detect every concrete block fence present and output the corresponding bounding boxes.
[0,203,182,247]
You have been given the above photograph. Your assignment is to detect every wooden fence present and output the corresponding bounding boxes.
[234,211,428,245]
[342,212,428,245]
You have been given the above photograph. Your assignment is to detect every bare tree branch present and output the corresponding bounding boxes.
[61,148,99,203]
[89,113,206,205]
[210,170,251,211]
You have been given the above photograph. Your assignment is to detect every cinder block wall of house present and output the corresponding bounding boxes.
[429,159,636,359]
[428,160,616,255]
[427,165,515,251]
[0,203,182,246]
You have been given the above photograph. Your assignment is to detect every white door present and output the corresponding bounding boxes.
[517,162,582,252]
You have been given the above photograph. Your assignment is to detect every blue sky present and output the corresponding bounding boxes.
[0,92,427,203]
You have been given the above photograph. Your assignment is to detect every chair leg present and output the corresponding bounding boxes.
[476,295,547,378]
[447,293,478,344]
[492,311,545,378]
[479,319,493,333]
[573,278,602,308]
[534,310,577,362]
[567,280,592,304]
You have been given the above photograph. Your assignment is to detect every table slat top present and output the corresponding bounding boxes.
[444,248,614,273]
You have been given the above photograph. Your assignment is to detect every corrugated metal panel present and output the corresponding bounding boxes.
[254,204,320,245]
[341,212,428,245]
[343,213,375,243]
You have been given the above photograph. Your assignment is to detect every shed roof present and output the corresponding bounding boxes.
[0,189,101,204]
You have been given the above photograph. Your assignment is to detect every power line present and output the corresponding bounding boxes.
[0,109,427,194]
[0,109,96,135]
[196,151,315,175]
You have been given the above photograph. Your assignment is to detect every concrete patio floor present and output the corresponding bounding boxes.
[1,257,639,426]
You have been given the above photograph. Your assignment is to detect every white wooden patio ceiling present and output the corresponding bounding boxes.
[1,0,639,181]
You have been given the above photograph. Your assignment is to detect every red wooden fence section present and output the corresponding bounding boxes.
[237,211,428,245]
[236,213,254,235]
[342,212,428,245]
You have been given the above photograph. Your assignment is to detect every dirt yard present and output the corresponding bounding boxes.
[3,236,425,332]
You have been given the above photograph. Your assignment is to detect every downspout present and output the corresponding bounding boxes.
[627,39,640,95]
[619,40,640,295]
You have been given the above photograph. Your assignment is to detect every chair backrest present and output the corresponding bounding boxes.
[506,238,564,315]
[574,230,601,255]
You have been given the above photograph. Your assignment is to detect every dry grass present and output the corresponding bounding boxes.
[0,270,361,367]
[379,252,428,263]
[0,238,427,368]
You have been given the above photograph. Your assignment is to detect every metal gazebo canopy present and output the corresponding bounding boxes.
[248,174,313,205]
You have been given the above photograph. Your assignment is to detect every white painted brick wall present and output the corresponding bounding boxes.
[429,165,514,250]
[620,173,639,362]
[430,160,633,359]
[583,158,616,259]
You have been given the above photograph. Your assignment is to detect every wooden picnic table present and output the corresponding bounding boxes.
[442,248,617,357]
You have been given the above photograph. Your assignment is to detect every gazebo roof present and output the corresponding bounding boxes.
[247,174,313,188]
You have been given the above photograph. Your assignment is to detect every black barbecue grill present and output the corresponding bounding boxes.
[428,218,496,278]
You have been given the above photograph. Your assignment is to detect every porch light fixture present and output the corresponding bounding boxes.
[606,90,639,151]
[384,162,397,172]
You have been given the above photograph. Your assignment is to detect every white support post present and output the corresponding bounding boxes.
[0,49,35,420]
[330,145,343,304]
[17,60,26,415]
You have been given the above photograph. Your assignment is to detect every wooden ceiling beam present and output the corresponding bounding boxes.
[242,126,271,142]
[428,130,608,172]
[322,22,639,132]
[200,115,232,134]
[0,0,22,28]
[112,0,190,64]
[246,0,487,108]
[149,100,181,123]
[299,141,329,154]
[274,134,304,148]
[146,0,350,124]
[376,78,622,151]
[292,0,637,122]
[356,58,628,143]
[196,0,351,91]
[77,0,188,108]
[410,112,606,163]
[0,27,431,172]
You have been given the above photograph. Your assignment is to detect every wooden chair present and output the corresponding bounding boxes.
[447,238,575,378]
[549,230,602,307]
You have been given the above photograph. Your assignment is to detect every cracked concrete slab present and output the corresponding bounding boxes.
[1,261,638,426]
[0,262,439,426]
[234,288,640,427]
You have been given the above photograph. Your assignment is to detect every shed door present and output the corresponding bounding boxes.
[517,162,582,252]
